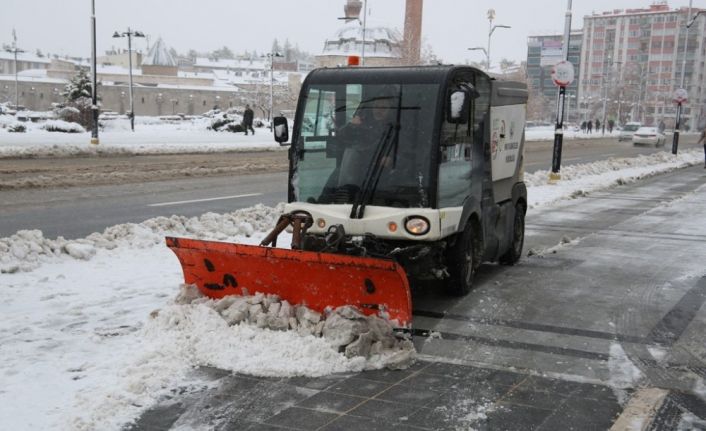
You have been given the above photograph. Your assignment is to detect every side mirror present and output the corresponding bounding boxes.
[447,84,479,124]
[447,90,469,124]
[273,116,290,146]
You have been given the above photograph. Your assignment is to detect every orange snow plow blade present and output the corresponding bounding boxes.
[166,237,413,327]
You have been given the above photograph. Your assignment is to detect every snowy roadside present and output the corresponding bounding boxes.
[0,120,668,159]
[0,148,704,430]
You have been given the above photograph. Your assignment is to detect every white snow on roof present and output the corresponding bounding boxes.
[321,23,402,58]
[0,51,51,64]
[141,37,177,67]
[194,57,267,70]
[0,73,67,84]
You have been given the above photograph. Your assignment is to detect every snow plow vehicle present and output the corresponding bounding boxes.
[167,65,528,328]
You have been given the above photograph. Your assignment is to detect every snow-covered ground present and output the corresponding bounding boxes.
[0,116,280,158]
[0,148,704,430]
[0,117,668,159]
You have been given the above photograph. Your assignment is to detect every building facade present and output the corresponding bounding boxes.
[579,2,706,129]
[526,31,583,122]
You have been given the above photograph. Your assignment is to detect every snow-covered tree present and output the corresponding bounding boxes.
[59,69,97,129]
[213,46,235,59]
[62,69,92,101]
[283,39,293,62]
[271,39,281,55]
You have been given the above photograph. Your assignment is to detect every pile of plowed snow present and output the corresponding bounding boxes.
[0,203,283,273]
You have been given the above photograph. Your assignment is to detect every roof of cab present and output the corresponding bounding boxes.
[303,65,490,86]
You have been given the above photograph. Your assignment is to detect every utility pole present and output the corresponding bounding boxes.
[361,0,368,66]
[549,0,573,182]
[5,29,24,110]
[90,0,99,144]
[113,28,145,131]
[673,0,696,155]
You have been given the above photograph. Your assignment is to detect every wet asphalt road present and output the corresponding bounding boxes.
[128,165,706,430]
[0,135,702,239]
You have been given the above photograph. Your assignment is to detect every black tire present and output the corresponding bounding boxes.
[446,221,478,296]
[499,202,526,265]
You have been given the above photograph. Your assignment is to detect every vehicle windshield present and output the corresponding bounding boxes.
[292,83,438,208]
[623,124,641,132]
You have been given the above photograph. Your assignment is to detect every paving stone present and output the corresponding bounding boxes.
[501,387,569,411]
[359,367,417,383]
[484,403,554,431]
[281,374,349,391]
[538,396,621,431]
[264,407,339,430]
[484,369,527,388]
[421,361,492,380]
[398,372,464,392]
[295,391,366,414]
[325,376,392,398]
[320,414,423,431]
[405,406,488,431]
[375,384,444,406]
[347,398,420,421]
[520,375,587,396]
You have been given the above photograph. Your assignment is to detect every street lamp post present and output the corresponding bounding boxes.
[264,52,283,129]
[4,29,24,110]
[90,0,99,144]
[467,47,488,69]
[113,27,145,131]
[486,9,511,71]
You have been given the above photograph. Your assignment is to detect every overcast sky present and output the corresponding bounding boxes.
[2,0,706,65]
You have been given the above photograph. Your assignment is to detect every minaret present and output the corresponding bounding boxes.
[344,0,362,22]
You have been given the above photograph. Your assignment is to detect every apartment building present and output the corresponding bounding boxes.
[579,2,706,129]
[526,31,583,122]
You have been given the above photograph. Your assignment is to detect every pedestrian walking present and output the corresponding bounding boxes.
[608,119,614,134]
[658,120,666,134]
[587,120,593,134]
[698,128,706,168]
[581,121,587,133]
[595,119,601,134]
[243,104,255,136]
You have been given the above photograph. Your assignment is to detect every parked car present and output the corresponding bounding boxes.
[618,122,642,141]
[632,127,666,147]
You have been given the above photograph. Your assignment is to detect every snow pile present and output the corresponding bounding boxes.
[68,285,413,430]
[40,120,86,134]
[0,204,283,273]
[524,149,703,208]
[174,284,414,369]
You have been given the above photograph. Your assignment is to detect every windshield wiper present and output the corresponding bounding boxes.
[350,88,403,219]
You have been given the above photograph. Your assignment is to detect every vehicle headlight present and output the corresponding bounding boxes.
[404,216,430,236]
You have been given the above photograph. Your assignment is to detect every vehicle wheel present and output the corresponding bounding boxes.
[446,221,478,296]
[499,202,526,265]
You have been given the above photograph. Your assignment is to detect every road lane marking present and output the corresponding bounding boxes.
[148,193,263,207]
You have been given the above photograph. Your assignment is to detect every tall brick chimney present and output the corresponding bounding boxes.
[403,0,423,64]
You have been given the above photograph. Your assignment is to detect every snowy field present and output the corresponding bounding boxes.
[0,148,704,430]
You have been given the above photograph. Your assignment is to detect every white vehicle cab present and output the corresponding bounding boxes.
[619,122,642,141]
[632,126,666,146]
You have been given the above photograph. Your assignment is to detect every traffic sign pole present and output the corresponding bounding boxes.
[671,88,688,155]
[550,60,574,182]
[550,0,573,182]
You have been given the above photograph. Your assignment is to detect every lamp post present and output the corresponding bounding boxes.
[486,9,511,71]
[4,29,24,110]
[263,52,283,129]
[90,0,99,144]
[113,27,145,131]
[467,47,488,69]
